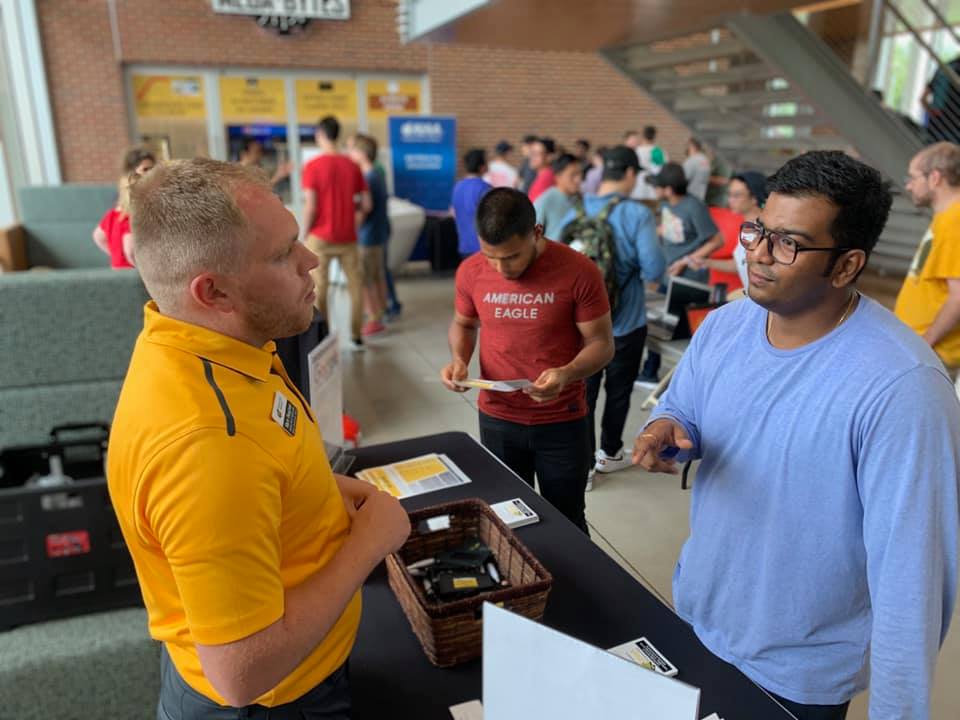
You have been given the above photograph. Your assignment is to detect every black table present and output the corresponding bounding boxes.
[348,432,794,719]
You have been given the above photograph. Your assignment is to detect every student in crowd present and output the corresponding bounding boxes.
[301,115,371,351]
[573,138,591,168]
[112,158,410,719]
[632,125,668,202]
[688,171,768,292]
[347,134,390,337]
[451,149,493,258]
[440,188,614,532]
[633,150,960,720]
[517,135,539,193]
[704,145,731,208]
[566,146,665,488]
[238,137,292,193]
[527,137,557,202]
[895,142,960,380]
[485,140,520,188]
[534,153,582,238]
[92,147,156,269]
[638,163,722,386]
[582,146,607,196]
[682,137,711,202]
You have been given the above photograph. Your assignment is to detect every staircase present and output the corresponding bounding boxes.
[601,10,930,276]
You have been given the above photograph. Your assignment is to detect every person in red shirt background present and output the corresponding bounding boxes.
[92,147,155,269]
[440,188,614,532]
[301,115,372,349]
[526,137,557,203]
[688,171,768,291]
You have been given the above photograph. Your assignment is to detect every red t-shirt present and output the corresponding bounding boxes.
[98,208,134,269]
[527,168,555,203]
[455,241,610,425]
[707,206,744,291]
[301,154,369,244]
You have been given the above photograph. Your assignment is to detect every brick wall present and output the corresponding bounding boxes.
[37,0,690,182]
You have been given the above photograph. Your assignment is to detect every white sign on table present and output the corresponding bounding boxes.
[211,0,351,21]
[308,331,344,449]
[483,604,701,720]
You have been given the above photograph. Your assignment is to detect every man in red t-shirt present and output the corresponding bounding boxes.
[301,115,371,348]
[440,188,614,532]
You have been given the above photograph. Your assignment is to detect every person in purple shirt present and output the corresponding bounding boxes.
[451,149,493,257]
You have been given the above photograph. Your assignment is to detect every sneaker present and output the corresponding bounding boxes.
[585,468,596,492]
[386,301,403,319]
[347,337,365,352]
[634,374,660,391]
[594,449,632,475]
[362,319,386,337]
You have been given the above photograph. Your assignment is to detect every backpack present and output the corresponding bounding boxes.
[559,196,622,312]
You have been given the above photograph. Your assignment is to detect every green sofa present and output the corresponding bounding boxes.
[0,185,147,449]
[18,184,118,269]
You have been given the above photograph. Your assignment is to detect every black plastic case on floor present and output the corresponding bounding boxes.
[0,424,142,631]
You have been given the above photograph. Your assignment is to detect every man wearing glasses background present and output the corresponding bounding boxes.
[895,143,960,384]
[632,151,960,719]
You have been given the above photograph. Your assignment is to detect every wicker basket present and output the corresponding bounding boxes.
[386,498,552,667]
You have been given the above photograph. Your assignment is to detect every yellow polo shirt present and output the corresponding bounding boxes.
[107,302,361,706]
[895,202,960,368]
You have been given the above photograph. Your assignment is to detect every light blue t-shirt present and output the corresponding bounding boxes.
[534,187,577,240]
[560,193,665,337]
[649,296,960,716]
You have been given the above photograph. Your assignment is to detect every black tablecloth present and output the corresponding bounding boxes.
[347,432,794,719]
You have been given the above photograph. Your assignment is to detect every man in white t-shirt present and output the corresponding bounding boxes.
[633,126,668,201]
[484,140,520,189]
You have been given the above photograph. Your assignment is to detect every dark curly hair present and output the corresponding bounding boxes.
[767,151,893,272]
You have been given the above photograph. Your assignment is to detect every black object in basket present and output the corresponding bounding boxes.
[386,498,552,667]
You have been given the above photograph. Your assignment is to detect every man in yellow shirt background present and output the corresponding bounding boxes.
[896,142,960,376]
[108,158,410,719]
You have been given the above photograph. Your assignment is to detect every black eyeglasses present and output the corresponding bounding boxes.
[739,221,851,266]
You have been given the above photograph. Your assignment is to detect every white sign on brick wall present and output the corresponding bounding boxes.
[211,0,351,21]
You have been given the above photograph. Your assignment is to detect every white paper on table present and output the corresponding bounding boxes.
[483,604,700,720]
[454,378,533,392]
[308,331,344,448]
[355,453,471,499]
[449,700,484,719]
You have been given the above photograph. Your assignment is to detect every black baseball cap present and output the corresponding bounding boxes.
[646,162,687,188]
[603,145,641,172]
[495,140,513,155]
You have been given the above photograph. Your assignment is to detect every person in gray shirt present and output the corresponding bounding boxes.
[534,153,583,239]
[683,137,712,202]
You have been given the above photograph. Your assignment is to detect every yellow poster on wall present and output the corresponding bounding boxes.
[366,79,421,117]
[133,75,206,119]
[219,76,286,124]
[296,78,358,124]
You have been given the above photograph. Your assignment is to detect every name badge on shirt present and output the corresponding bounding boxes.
[271,391,298,436]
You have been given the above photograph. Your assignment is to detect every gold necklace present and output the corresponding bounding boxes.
[766,290,859,338]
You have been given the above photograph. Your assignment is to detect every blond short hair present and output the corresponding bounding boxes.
[915,142,960,187]
[129,158,270,308]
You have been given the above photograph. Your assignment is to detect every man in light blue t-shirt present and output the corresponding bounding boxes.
[559,145,665,487]
[634,151,960,720]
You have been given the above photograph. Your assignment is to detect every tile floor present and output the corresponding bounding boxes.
[329,270,959,719]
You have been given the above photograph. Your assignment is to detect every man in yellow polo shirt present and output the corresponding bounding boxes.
[108,158,410,719]
[896,142,960,376]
